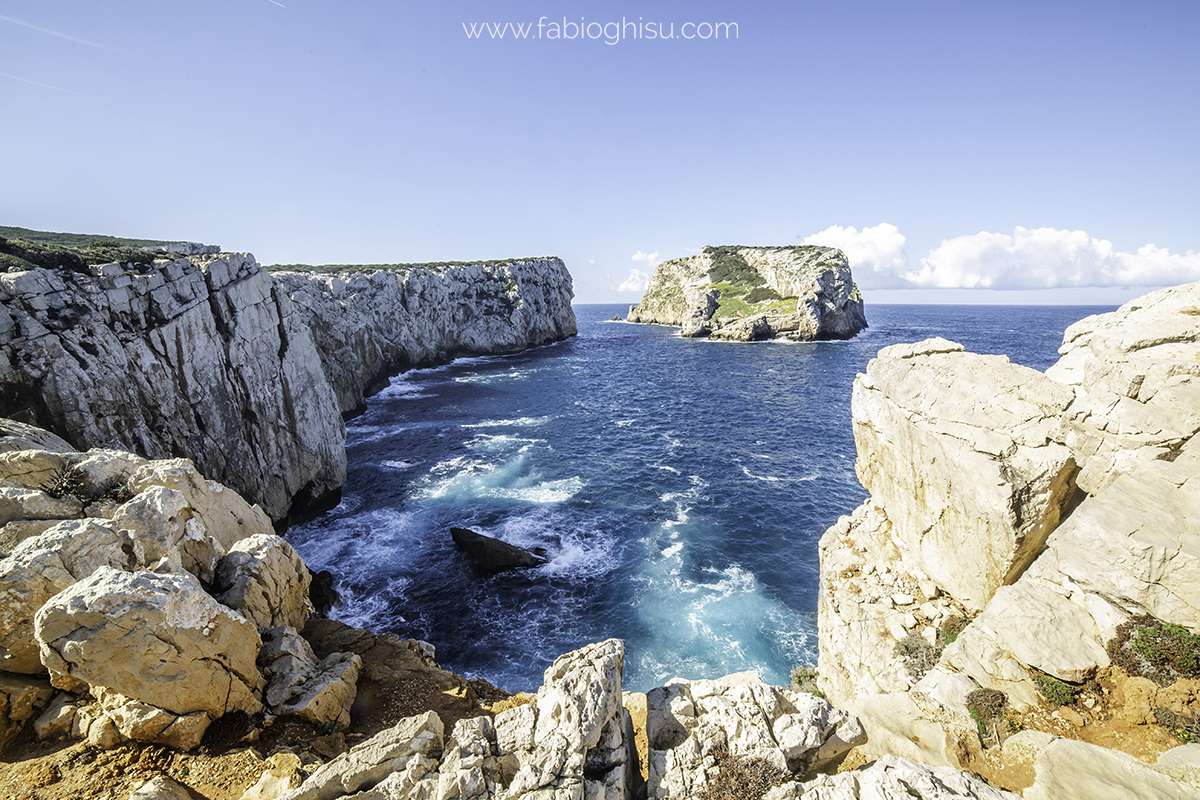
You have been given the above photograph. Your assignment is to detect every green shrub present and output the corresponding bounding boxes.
[699,748,790,800]
[967,688,1021,744]
[1108,614,1200,686]
[39,464,86,501]
[314,720,338,736]
[704,246,765,288]
[1033,674,1078,706]
[938,615,972,646]
[790,665,824,699]
[744,286,783,304]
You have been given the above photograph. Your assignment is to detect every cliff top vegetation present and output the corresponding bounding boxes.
[265,257,558,275]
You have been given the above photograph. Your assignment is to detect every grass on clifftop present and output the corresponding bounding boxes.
[265,257,554,275]
[0,225,184,250]
[0,235,170,273]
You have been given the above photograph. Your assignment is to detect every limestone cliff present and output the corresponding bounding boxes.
[273,258,578,417]
[0,248,578,519]
[817,281,1200,796]
[626,245,866,341]
[0,253,346,523]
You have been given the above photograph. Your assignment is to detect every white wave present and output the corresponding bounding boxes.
[382,459,419,471]
[462,416,552,429]
[741,465,782,482]
[662,543,683,558]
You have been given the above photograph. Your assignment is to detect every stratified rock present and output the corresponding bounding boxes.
[646,671,864,799]
[0,519,141,673]
[450,527,547,571]
[628,245,866,342]
[851,337,1079,611]
[0,673,54,753]
[0,254,347,521]
[259,626,361,729]
[0,419,75,453]
[273,259,578,417]
[35,566,263,717]
[216,534,312,631]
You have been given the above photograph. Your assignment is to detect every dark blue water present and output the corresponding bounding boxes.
[289,303,1113,692]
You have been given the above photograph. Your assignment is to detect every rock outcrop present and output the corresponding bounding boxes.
[450,527,548,571]
[646,671,865,799]
[1,250,578,520]
[0,253,346,521]
[817,280,1200,793]
[273,258,578,417]
[627,245,865,342]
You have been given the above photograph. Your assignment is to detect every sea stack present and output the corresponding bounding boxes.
[626,245,866,341]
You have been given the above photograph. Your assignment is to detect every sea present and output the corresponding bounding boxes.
[287,303,1114,693]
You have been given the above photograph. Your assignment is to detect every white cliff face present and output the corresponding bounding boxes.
[273,258,578,416]
[0,253,578,518]
[626,245,866,342]
[817,280,1200,795]
[0,254,346,521]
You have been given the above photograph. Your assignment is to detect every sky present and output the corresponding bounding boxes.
[2,0,1197,305]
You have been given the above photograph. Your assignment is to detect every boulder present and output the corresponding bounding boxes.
[33,691,77,741]
[216,534,312,631]
[0,419,75,453]
[1019,736,1200,799]
[449,527,547,571]
[35,565,263,716]
[241,752,306,800]
[93,686,211,750]
[127,775,195,800]
[0,519,141,673]
[259,626,361,729]
[851,337,1079,611]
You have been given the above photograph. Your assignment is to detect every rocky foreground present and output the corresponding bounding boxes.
[1,268,1198,799]
[626,245,866,341]
[0,251,577,523]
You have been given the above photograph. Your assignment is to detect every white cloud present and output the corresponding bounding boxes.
[805,223,1200,290]
[912,227,1200,289]
[804,223,909,287]
[632,250,660,267]
[615,268,651,292]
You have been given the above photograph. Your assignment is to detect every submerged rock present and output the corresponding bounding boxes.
[450,527,548,571]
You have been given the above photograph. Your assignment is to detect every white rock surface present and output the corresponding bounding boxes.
[216,534,312,631]
[0,672,54,752]
[775,753,1020,799]
[0,519,141,673]
[35,565,263,717]
[851,337,1079,611]
[274,258,577,417]
[647,671,864,799]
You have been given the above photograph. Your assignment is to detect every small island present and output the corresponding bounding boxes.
[626,244,867,341]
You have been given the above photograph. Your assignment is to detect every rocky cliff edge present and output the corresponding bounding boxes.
[818,280,1200,797]
[0,251,577,521]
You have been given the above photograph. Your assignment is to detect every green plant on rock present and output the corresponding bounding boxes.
[790,665,825,699]
[314,720,338,736]
[938,614,972,646]
[1033,674,1078,706]
[1108,614,1200,686]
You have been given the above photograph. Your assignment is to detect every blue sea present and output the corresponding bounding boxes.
[288,303,1114,693]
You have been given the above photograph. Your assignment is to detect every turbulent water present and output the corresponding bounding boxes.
[289,303,1112,692]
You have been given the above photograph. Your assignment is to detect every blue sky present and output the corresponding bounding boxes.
[2,1,1197,304]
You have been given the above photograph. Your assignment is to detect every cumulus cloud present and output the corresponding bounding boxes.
[615,268,651,292]
[632,250,660,268]
[805,223,1200,290]
[912,227,1200,289]
[804,223,909,287]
